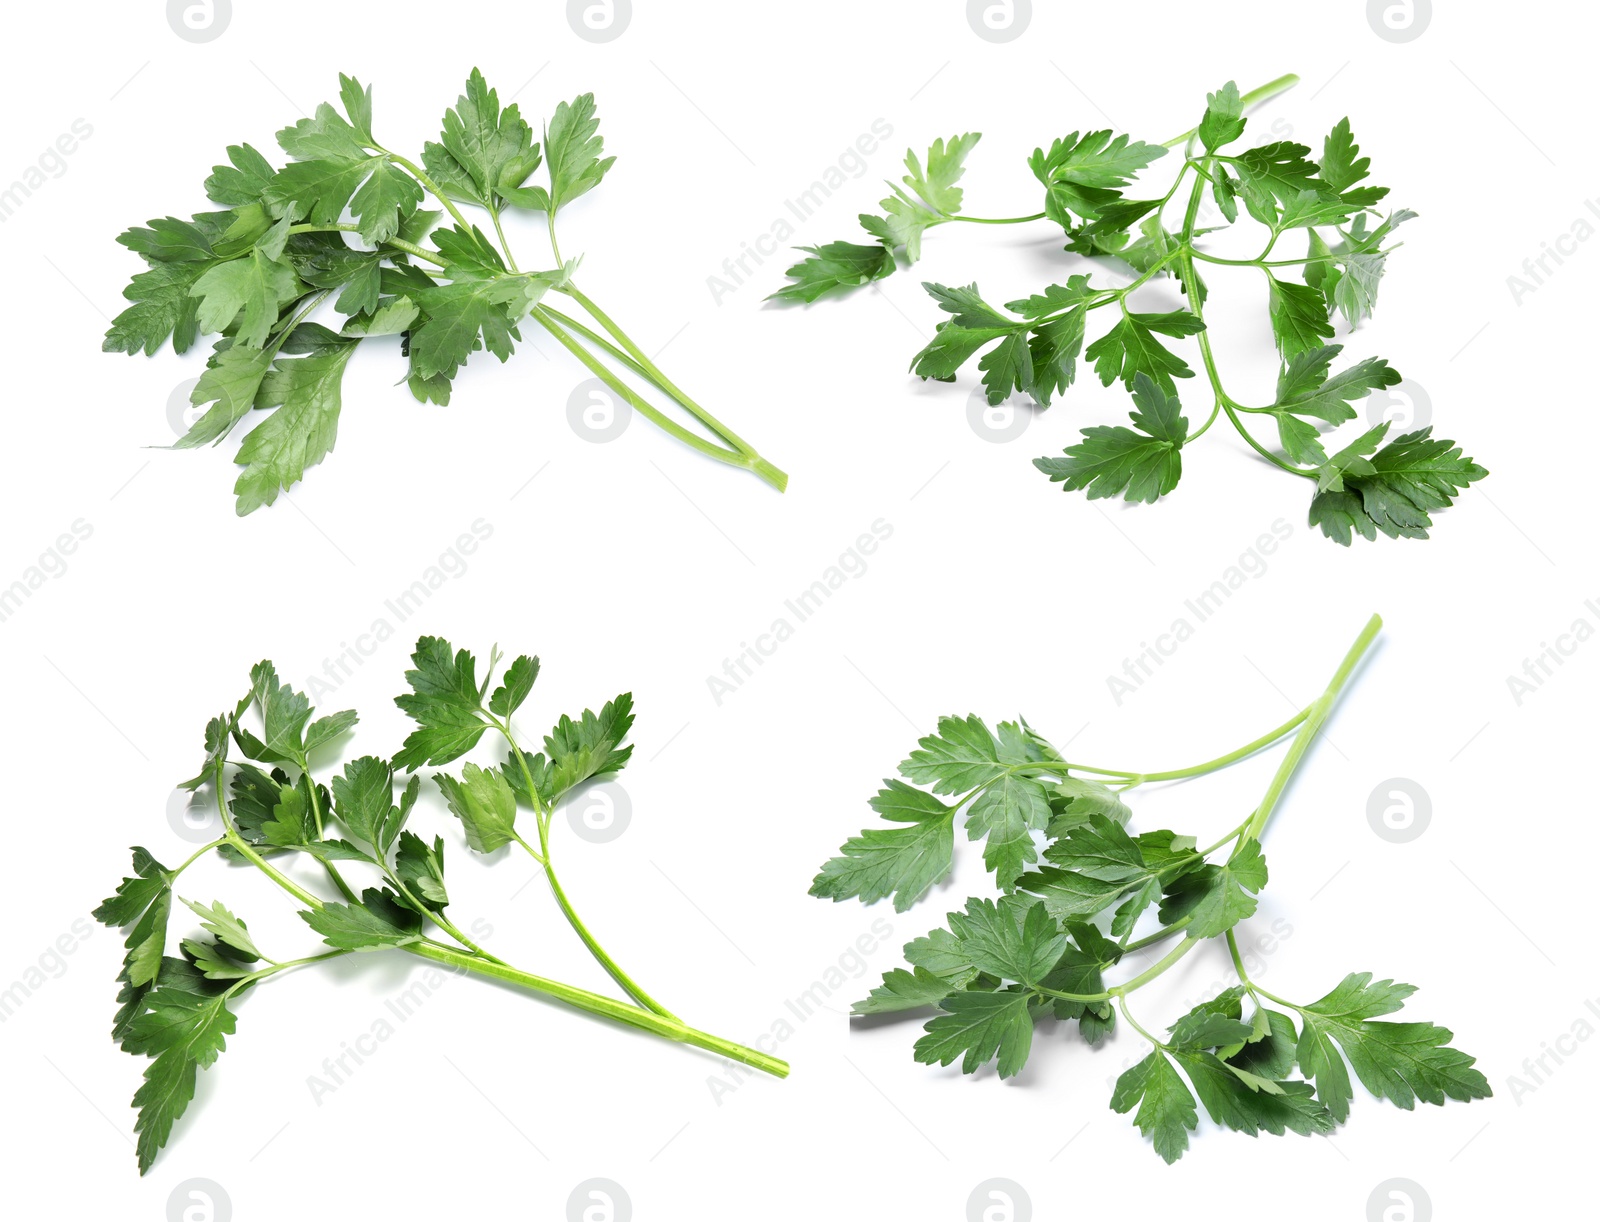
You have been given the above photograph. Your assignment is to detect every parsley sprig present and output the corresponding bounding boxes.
[104,71,787,514]
[774,75,1484,543]
[811,615,1490,1160]
[96,637,787,1175]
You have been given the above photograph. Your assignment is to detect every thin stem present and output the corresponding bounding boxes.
[1117,994,1168,1048]
[1226,931,1301,1007]
[1197,817,1255,858]
[488,204,520,272]
[1110,936,1201,997]
[1122,917,1191,955]
[1224,405,1318,478]
[379,860,509,966]
[1046,706,1310,786]
[950,212,1048,225]
[1185,401,1224,442]
[286,223,447,268]
[1160,73,1301,148]
[171,838,226,877]
[271,290,332,353]
[1225,929,1251,987]
[299,764,359,904]
[376,149,475,235]
[541,305,729,421]
[404,941,787,1077]
[1244,613,1382,842]
[1189,250,1358,269]
[558,285,758,457]
[529,308,761,476]
[1139,708,1311,783]
[547,213,563,266]
[226,949,351,994]
[500,731,677,1020]
[214,762,325,911]
[1036,983,1113,1004]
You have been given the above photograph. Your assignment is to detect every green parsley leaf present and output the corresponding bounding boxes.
[124,987,237,1174]
[851,966,956,1015]
[435,763,520,853]
[1266,274,1336,361]
[1083,311,1202,392]
[1297,973,1492,1120]
[768,241,895,302]
[1111,1051,1199,1164]
[810,786,955,911]
[426,69,543,210]
[301,887,424,950]
[1034,372,1188,503]
[538,93,616,214]
[395,831,449,909]
[231,326,358,514]
[1309,427,1487,545]
[393,637,489,770]
[1198,81,1247,151]
[915,988,1036,1078]
[1159,837,1268,938]
[947,896,1065,984]
[537,693,636,803]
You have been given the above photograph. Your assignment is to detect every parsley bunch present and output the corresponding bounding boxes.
[104,70,787,514]
[773,76,1484,544]
[96,637,787,1174]
[811,615,1489,1160]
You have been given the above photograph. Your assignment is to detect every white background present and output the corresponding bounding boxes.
[0,1,1593,1218]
